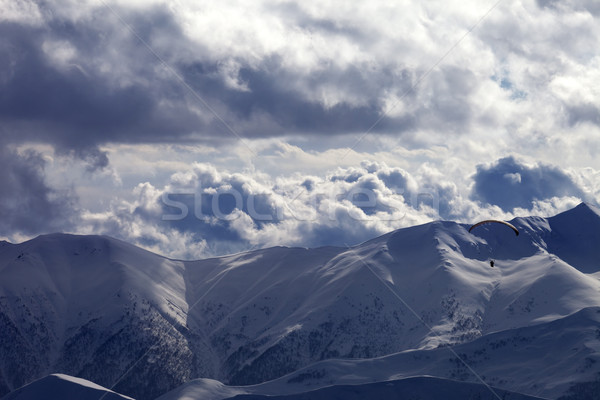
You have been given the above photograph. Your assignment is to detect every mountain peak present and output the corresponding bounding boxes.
[553,202,600,220]
[544,202,600,273]
[583,201,600,216]
[545,202,600,236]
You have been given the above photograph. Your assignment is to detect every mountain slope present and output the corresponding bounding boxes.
[545,203,600,273]
[0,234,211,399]
[1,203,600,399]
[163,306,599,400]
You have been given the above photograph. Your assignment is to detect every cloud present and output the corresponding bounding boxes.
[1,1,419,171]
[566,103,600,127]
[80,161,446,258]
[0,0,533,157]
[0,14,211,168]
[0,147,78,236]
[74,156,594,260]
[536,0,600,16]
[471,156,584,211]
[0,0,598,173]
[2,146,594,259]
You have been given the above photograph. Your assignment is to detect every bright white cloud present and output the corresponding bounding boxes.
[0,0,43,26]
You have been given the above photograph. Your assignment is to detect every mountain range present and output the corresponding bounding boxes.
[1,203,599,399]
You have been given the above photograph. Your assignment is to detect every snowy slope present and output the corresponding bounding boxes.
[0,374,134,400]
[221,376,546,400]
[1,203,600,399]
[158,376,548,400]
[163,306,599,400]
[0,234,211,399]
[178,205,600,389]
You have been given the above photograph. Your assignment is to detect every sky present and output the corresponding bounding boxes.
[1,0,599,259]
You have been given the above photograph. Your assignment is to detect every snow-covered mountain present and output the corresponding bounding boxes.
[1,203,600,399]
[161,306,598,400]
[0,233,211,399]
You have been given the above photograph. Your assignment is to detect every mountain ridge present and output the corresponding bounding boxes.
[172,306,599,400]
[1,203,599,399]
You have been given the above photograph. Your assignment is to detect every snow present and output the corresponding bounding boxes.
[160,307,599,399]
[0,374,134,400]
[215,376,546,400]
[51,373,112,391]
[1,203,600,399]
[153,378,245,400]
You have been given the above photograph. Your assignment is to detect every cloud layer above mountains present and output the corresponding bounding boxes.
[16,156,588,259]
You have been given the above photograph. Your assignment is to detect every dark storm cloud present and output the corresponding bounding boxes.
[0,2,445,164]
[0,147,78,235]
[471,156,584,211]
[180,54,419,136]
[237,66,382,134]
[0,16,209,167]
[2,0,597,170]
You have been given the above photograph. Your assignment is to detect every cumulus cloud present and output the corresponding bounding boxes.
[471,156,585,211]
[76,157,593,260]
[1,146,594,259]
[79,161,450,258]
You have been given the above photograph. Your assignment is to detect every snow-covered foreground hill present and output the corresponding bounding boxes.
[1,203,599,399]
[0,374,134,400]
[161,376,547,400]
